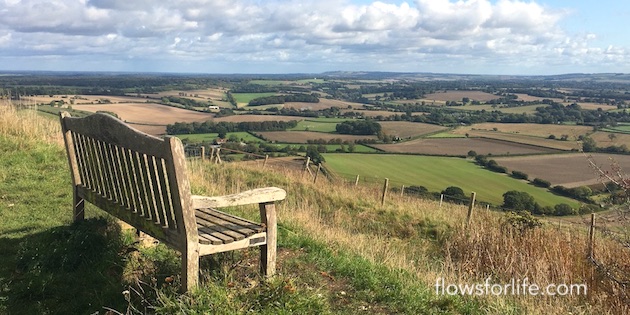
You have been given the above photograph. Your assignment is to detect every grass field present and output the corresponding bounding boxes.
[273,143,379,153]
[454,123,592,140]
[289,119,343,132]
[258,131,378,143]
[373,137,559,156]
[323,153,578,207]
[455,130,581,151]
[231,92,277,106]
[423,90,500,102]
[214,114,302,123]
[177,132,264,143]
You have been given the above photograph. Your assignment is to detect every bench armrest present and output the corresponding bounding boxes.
[192,187,286,209]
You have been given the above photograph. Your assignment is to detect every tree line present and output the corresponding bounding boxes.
[166,120,298,135]
[248,93,319,106]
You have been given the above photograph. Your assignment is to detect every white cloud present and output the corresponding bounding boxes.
[0,0,626,74]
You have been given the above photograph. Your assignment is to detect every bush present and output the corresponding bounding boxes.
[502,191,537,212]
[441,186,466,203]
[554,203,576,216]
[511,170,529,180]
[532,178,551,188]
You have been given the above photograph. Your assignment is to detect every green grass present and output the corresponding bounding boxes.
[289,120,340,133]
[177,132,264,143]
[0,135,132,314]
[323,153,579,207]
[274,143,379,153]
[307,117,352,123]
[231,93,277,105]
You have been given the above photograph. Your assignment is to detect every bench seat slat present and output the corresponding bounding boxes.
[196,208,265,244]
[196,213,247,242]
[196,207,264,233]
[196,223,235,244]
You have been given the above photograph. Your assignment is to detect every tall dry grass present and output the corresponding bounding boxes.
[0,101,62,146]
[189,160,630,314]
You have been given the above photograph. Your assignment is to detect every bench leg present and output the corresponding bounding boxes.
[73,188,85,222]
[259,202,277,277]
[181,243,200,292]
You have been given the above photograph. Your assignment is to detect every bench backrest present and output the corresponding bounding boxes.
[60,112,197,248]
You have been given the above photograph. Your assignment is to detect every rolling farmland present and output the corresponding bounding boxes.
[257,131,378,143]
[323,153,578,207]
[493,153,630,187]
[373,137,559,156]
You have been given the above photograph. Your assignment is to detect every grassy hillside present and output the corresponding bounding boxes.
[323,153,579,207]
[1,105,628,314]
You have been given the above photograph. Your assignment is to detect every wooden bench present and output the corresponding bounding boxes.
[59,112,286,292]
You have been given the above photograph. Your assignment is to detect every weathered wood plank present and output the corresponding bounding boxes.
[71,132,89,189]
[195,212,248,241]
[191,187,286,209]
[86,136,105,196]
[113,145,132,210]
[259,202,277,277]
[164,136,197,249]
[196,208,263,233]
[122,147,140,213]
[198,232,266,256]
[62,113,170,158]
[130,150,149,218]
[156,158,177,230]
[148,156,167,226]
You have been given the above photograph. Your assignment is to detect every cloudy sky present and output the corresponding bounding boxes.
[0,0,628,75]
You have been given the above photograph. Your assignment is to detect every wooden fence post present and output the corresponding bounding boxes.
[466,192,476,226]
[486,204,489,211]
[215,148,222,164]
[400,185,405,197]
[588,213,595,259]
[439,194,444,208]
[263,155,269,168]
[200,146,206,161]
[381,178,389,206]
[302,156,311,178]
[355,174,360,186]
[313,163,322,184]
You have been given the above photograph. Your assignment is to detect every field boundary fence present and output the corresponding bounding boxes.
[584,211,630,303]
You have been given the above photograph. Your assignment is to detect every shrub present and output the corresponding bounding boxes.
[554,203,576,216]
[511,170,529,180]
[532,178,551,188]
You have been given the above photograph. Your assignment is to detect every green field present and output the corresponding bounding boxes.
[602,123,630,134]
[274,143,379,153]
[289,119,342,132]
[231,92,277,105]
[177,132,264,143]
[323,153,579,207]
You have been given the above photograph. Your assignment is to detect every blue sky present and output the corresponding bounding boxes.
[0,0,628,75]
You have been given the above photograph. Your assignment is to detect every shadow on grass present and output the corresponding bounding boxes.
[0,218,129,315]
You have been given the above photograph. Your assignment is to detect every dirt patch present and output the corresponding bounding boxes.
[72,103,214,125]
[257,131,377,143]
[374,138,559,156]
[379,121,447,138]
[454,123,592,140]
[494,153,630,188]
